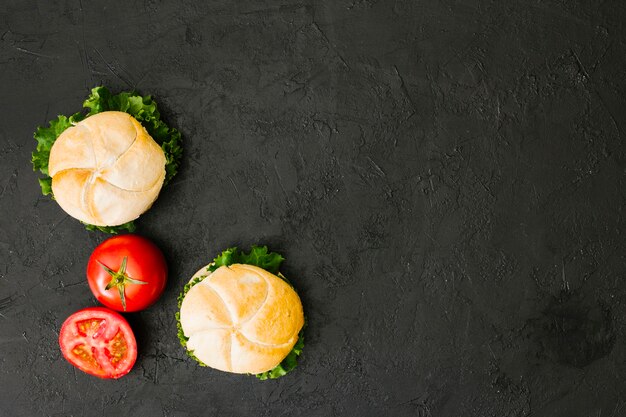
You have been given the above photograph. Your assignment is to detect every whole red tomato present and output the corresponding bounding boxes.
[87,234,167,312]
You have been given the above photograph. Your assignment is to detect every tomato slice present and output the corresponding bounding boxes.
[59,307,137,379]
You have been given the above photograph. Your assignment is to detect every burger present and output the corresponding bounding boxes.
[32,86,182,232]
[49,111,166,226]
[176,246,306,379]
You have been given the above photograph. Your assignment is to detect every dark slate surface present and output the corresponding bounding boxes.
[1,0,626,416]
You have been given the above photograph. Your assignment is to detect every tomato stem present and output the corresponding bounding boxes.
[98,257,147,312]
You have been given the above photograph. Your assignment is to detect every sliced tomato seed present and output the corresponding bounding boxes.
[109,332,127,366]
[71,344,101,370]
[77,319,105,338]
[72,322,127,370]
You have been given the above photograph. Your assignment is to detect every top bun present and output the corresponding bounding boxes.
[48,111,166,226]
[179,264,305,374]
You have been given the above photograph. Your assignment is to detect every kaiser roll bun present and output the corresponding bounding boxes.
[179,264,305,374]
[48,111,166,226]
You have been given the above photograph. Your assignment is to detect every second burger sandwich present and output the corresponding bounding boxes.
[176,246,305,380]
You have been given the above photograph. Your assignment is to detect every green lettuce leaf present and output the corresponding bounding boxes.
[209,247,238,271]
[38,177,53,196]
[32,113,85,177]
[83,221,136,234]
[31,86,182,234]
[177,246,305,380]
[208,246,285,275]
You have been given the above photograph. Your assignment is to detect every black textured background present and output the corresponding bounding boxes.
[2,0,626,416]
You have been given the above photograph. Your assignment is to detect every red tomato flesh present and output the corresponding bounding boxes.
[59,307,137,379]
[86,234,167,312]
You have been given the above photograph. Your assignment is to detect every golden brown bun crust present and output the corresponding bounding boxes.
[48,111,166,226]
[179,264,305,374]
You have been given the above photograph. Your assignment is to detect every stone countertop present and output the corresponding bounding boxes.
[1,1,626,416]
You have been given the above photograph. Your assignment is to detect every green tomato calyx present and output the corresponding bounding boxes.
[99,257,147,311]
